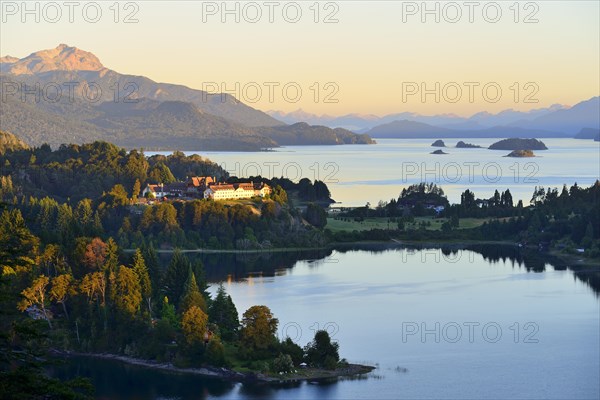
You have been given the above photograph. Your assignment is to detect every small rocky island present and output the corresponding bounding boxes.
[489,138,548,150]
[456,141,482,148]
[431,140,446,147]
[505,150,535,157]
[431,149,448,155]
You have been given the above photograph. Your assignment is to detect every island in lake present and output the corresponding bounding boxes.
[505,150,535,157]
[431,149,448,155]
[489,138,548,150]
[456,141,482,148]
[431,140,446,147]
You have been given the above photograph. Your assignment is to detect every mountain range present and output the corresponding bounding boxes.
[0,44,373,150]
[269,97,599,139]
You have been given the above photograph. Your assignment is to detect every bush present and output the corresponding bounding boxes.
[279,337,304,365]
[324,355,338,370]
[206,338,227,367]
[272,353,294,373]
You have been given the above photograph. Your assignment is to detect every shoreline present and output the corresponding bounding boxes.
[53,351,376,384]
[123,246,329,254]
[123,239,600,266]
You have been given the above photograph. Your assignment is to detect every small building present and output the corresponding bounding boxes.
[142,184,169,198]
[141,182,187,199]
[187,176,216,196]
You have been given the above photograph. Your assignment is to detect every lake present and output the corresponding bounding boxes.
[151,138,600,207]
[53,246,600,400]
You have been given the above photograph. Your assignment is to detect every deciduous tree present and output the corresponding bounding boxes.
[18,275,52,328]
[49,273,74,319]
[181,305,208,345]
[240,305,278,352]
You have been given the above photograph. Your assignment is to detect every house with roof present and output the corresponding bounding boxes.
[187,176,216,196]
[142,182,187,199]
[142,184,169,198]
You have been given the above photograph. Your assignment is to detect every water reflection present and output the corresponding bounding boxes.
[50,355,236,400]
[160,249,335,282]
[175,244,600,295]
[52,246,599,399]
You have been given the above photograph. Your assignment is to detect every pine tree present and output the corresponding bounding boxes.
[113,265,142,317]
[132,179,141,200]
[160,296,178,328]
[179,267,207,313]
[0,209,39,275]
[209,284,239,341]
[141,243,161,296]
[192,260,210,304]
[132,249,152,315]
[162,250,191,309]
[103,238,119,274]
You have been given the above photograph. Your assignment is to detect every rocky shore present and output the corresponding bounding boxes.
[54,351,375,384]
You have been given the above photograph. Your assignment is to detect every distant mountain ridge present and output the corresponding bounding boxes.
[268,103,572,132]
[270,98,598,138]
[365,119,566,139]
[0,44,374,150]
[1,44,282,128]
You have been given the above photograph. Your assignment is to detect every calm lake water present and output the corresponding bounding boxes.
[53,246,600,400]
[152,138,600,206]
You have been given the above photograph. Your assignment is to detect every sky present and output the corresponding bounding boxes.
[1,0,599,117]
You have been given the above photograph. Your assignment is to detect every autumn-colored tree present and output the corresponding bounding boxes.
[39,244,69,276]
[18,275,52,328]
[132,249,152,314]
[80,271,107,305]
[49,273,74,319]
[83,238,107,271]
[112,265,142,316]
[181,305,208,344]
[240,305,278,352]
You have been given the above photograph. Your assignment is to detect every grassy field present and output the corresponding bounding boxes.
[326,216,501,232]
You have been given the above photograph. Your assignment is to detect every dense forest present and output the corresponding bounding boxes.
[0,141,344,398]
[0,208,341,398]
[0,141,335,250]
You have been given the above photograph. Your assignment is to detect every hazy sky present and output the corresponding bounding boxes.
[1,1,598,116]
